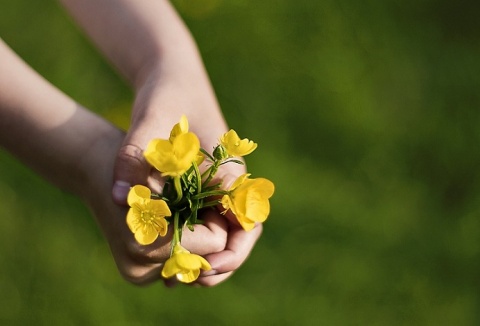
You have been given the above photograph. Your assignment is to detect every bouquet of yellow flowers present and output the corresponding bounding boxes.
[125,115,274,283]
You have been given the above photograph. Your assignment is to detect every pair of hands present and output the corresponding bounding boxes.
[82,69,262,287]
[0,0,260,288]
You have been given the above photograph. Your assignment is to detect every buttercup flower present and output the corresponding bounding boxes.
[221,173,275,231]
[161,243,212,283]
[144,132,200,177]
[220,129,257,157]
[127,185,172,245]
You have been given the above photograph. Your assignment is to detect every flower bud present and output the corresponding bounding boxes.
[213,144,228,161]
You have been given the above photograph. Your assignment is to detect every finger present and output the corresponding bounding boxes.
[157,210,228,286]
[127,209,227,265]
[180,209,228,256]
[123,227,173,265]
[117,258,165,286]
[196,271,233,287]
[203,222,263,275]
[112,143,150,205]
[210,163,246,190]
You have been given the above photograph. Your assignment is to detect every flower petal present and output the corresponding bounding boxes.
[144,133,200,177]
[162,258,182,279]
[134,224,159,245]
[151,216,169,237]
[150,199,172,217]
[169,115,189,142]
[229,173,251,191]
[177,269,200,283]
[237,218,256,231]
[127,185,151,206]
[245,194,270,223]
[126,208,141,233]
[173,133,200,163]
[253,178,275,198]
[144,139,174,173]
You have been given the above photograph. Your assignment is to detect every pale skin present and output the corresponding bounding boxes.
[0,0,262,286]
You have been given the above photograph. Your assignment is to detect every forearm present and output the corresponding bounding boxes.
[59,0,208,90]
[59,0,224,144]
[0,38,119,198]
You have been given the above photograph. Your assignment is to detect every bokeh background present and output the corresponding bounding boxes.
[1,0,480,325]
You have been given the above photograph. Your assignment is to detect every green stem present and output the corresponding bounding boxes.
[201,200,222,208]
[192,160,202,195]
[202,183,222,192]
[169,211,181,257]
[201,165,213,179]
[172,176,183,205]
[173,211,180,245]
[202,159,221,187]
[200,147,215,161]
[192,190,229,200]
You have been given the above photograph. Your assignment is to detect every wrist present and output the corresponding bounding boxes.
[127,65,223,146]
[73,110,124,202]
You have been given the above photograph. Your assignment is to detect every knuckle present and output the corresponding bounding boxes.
[125,239,144,257]
[124,238,170,263]
[230,255,244,271]
[115,254,159,286]
[125,240,153,261]
[210,234,227,253]
[117,144,147,167]
[119,267,151,286]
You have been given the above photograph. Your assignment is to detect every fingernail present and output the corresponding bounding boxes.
[202,269,218,277]
[112,180,131,203]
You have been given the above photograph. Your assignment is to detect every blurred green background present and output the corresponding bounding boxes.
[1,0,480,325]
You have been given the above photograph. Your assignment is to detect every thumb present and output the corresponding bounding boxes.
[112,144,150,205]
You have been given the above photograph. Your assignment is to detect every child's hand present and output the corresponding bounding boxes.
[58,0,263,286]
[108,70,262,286]
[82,128,234,286]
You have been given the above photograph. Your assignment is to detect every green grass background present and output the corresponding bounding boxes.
[1,0,480,325]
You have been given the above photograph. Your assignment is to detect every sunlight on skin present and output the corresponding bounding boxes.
[0,39,77,132]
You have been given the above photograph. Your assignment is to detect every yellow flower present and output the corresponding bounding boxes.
[169,114,189,142]
[126,185,172,245]
[221,173,275,231]
[144,132,200,177]
[161,243,212,283]
[171,115,204,166]
[220,129,257,157]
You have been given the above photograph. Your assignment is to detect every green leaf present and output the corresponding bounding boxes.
[200,147,215,161]
[221,159,245,166]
